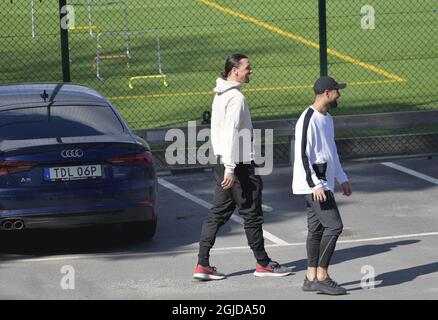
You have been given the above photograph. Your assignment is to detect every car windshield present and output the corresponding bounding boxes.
[0,105,124,140]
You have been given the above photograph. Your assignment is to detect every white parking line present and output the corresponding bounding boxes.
[337,231,438,244]
[158,178,289,246]
[3,231,438,264]
[382,162,438,185]
[4,163,438,265]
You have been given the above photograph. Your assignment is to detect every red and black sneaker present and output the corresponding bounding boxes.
[253,260,293,277]
[193,264,226,281]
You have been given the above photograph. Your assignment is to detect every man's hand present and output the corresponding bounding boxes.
[341,181,352,196]
[221,172,235,189]
[312,187,327,203]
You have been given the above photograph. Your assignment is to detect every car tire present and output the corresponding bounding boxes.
[121,218,157,241]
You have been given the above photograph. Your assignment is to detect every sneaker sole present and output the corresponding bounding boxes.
[253,271,292,277]
[315,287,347,295]
[193,273,225,281]
[316,290,347,295]
[302,286,318,292]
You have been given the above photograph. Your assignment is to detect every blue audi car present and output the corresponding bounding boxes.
[0,83,157,239]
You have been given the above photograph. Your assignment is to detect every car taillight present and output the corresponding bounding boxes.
[0,161,37,175]
[107,151,153,166]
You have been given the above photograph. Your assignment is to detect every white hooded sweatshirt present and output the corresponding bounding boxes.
[210,78,254,173]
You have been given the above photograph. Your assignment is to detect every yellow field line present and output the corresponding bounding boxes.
[108,79,400,101]
[348,79,399,86]
[196,0,405,82]
[109,91,212,100]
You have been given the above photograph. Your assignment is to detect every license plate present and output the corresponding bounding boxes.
[44,165,102,181]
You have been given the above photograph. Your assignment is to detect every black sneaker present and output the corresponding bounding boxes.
[302,277,318,292]
[315,276,347,295]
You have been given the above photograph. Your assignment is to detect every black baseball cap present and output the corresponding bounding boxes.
[313,76,346,94]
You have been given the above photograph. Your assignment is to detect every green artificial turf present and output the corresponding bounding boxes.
[1,0,437,130]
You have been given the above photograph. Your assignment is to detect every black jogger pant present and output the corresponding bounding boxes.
[198,161,270,267]
[304,190,343,268]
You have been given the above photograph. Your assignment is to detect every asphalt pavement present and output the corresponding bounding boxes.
[1,157,438,300]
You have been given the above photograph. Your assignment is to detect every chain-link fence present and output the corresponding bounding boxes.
[1,0,438,168]
[326,0,438,160]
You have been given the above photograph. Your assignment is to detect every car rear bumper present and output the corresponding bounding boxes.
[0,206,155,230]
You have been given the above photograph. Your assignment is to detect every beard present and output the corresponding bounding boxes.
[329,99,338,109]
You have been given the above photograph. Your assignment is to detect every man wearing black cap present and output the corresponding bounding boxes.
[292,76,352,295]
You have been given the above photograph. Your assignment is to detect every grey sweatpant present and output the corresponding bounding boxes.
[304,190,343,268]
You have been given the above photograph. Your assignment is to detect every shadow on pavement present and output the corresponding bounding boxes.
[341,261,438,291]
[226,240,420,277]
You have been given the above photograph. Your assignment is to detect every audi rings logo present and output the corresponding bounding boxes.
[61,149,84,158]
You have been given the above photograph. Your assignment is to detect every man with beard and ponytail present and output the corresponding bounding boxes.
[292,76,352,295]
[192,53,292,281]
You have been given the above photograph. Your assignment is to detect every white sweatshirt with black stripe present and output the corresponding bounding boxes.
[211,78,254,173]
[292,106,348,194]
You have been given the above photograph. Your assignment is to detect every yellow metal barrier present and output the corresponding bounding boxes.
[128,75,168,89]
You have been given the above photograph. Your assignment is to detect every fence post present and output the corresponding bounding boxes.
[59,0,71,82]
[318,0,328,76]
